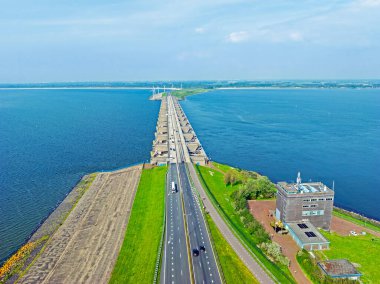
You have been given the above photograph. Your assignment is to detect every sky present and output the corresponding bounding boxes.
[0,0,379,82]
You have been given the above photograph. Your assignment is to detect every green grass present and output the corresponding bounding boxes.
[296,250,322,284]
[195,164,295,283]
[317,230,380,283]
[212,161,235,173]
[163,88,209,100]
[333,209,380,233]
[109,166,167,284]
[205,214,259,284]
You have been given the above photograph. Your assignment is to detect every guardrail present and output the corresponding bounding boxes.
[153,171,168,284]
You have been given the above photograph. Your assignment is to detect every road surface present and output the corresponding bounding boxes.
[161,95,222,284]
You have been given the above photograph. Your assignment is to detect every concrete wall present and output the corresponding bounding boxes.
[276,186,334,230]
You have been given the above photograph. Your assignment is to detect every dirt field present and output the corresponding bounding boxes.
[248,200,311,284]
[19,165,142,284]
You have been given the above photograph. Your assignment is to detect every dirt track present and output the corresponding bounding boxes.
[19,165,142,284]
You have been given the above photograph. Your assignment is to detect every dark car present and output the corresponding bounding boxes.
[200,245,206,252]
[192,248,199,256]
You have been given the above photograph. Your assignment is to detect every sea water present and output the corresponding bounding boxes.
[181,89,380,221]
[1,87,379,262]
[0,89,159,261]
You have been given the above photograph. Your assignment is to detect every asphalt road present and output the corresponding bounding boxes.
[187,163,276,284]
[165,94,222,284]
[179,162,222,284]
[161,94,275,284]
[160,163,191,284]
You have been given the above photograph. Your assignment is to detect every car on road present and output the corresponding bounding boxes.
[171,181,176,193]
[200,245,206,252]
[192,248,199,256]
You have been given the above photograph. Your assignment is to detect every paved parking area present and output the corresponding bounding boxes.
[248,200,311,284]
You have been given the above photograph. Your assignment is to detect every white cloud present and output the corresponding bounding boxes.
[289,31,303,42]
[226,31,249,43]
[195,27,205,34]
[358,0,380,7]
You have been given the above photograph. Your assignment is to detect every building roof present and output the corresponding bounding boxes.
[318,259,362,278]
[182,126,191,133]
[155,134,168,141]
[277,181,334,196]
[286,221,329,245]
[183,133,194,141]
[154,144,168,152]
[156,126,168,133]
[277,172,334,196]
[187,143,201,153]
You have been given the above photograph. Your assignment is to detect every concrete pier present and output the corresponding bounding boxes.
[151,98,169,165]
[150,96,208,166]
[172,98,208,165]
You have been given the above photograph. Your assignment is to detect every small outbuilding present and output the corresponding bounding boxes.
[285,221,329,251]
[318,259,362,280]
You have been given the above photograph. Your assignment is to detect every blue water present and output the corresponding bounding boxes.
[181,89,380,220]
[0,89,159,261]
[1,88,379,263]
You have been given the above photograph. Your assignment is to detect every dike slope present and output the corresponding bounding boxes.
[18,165,142,284]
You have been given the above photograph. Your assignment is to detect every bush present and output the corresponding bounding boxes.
[224,169,241,185]
[259,242,290,266]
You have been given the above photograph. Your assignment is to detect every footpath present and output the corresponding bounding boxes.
[187,163,275,284]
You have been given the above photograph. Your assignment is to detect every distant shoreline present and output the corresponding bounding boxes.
[0,87,158,90]
[1,86,379,90]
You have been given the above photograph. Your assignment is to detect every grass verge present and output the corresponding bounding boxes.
[205,214,259,284]
[109,166,167,284]
[318,230,380,283]
[195,163,295,283]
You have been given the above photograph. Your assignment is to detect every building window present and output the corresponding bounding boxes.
[326,198,333,201]
[311,198,317,201]
[310,204,318,208]
[303,205,310,208]
[318,198,325,201]
[303,199,311,202]
[302,210,324,216]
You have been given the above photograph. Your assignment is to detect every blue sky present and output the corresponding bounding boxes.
[0,0,379,82]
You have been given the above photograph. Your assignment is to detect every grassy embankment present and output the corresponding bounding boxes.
[109,166,166,284]
[205,214,259,284]
[297,231,380,283]
[320,231,380,283]
[332,208,380,233]
[196,162,295,283]
[163,88,209,100]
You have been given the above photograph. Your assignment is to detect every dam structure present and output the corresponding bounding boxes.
[151,98,169,165]
[153,95,222,284]
[151,96,208,166]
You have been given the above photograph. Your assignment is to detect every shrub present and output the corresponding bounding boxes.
[224,169,241,185]
[259,242,290,267]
